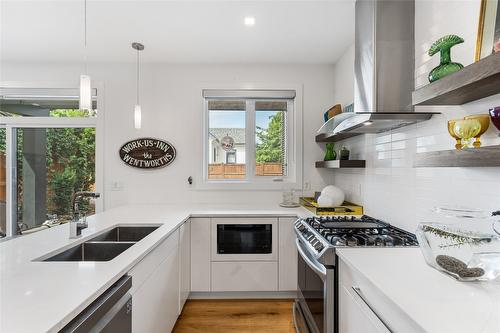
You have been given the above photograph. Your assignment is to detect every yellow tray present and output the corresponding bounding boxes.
[299,197,363,216]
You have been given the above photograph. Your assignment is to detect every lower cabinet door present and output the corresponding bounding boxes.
[132,241,180,332]
[179,220,191,313]
[339,285,391,333]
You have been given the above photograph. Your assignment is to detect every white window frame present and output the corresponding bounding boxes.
[0,81,105,237]
[200,88,303,191]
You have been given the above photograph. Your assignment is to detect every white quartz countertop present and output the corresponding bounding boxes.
[0,203,310,333]
[336,248,500,333]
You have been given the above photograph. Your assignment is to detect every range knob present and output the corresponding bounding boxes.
[315,243,325,252]
[297,224,306,232]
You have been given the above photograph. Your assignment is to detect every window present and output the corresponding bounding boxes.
[0,86,100,238]
[203,89,299,188]
[226,150,236,164]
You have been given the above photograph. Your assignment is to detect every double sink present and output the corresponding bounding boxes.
[41,225,160,262]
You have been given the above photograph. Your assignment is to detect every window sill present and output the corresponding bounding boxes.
[193,179,302,191]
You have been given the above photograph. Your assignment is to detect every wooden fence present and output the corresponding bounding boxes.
[208,163,283,179]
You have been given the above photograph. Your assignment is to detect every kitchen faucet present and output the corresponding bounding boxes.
[70,191,101,238]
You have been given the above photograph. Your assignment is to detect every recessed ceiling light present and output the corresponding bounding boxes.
[244,17,255,26]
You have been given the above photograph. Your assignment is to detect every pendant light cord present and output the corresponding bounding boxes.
[83,0,88,74]
[136,49,140,105]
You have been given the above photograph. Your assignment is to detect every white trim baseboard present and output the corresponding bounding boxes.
[188,291,297,299]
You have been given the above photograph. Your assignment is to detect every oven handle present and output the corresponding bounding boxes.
[295,239,327,279]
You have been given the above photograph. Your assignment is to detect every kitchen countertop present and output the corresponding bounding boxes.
[336,248,500,333]
[0,203,310,333]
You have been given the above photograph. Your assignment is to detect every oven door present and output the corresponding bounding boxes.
[211,218,278,261]
[296,238,335,333]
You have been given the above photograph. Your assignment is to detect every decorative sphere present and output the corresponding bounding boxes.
[317,195,334,207]
[321,185,345,206]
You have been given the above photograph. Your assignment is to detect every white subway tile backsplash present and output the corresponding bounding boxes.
[333,95,500,232]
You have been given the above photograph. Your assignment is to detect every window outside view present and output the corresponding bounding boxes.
[207,100,287,180]
[0,107,96,237]
[255,101,287,177]
[16,123,96,234]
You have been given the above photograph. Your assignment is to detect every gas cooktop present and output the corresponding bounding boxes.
[294,215,418,265]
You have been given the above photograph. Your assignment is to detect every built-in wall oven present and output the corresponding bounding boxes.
[212,218,277,261]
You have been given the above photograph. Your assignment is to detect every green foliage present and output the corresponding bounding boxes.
[50,168,76,216]
[256,112,284,163]
[46,126,95,217]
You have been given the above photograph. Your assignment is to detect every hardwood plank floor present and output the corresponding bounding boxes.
[172,299,296,333]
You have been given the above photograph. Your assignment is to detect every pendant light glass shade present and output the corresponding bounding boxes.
[79,0,92,111]
[134,104,142,129]
[132,42,144,129]
[79,75,92,111]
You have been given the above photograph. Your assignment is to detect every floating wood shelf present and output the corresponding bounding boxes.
[414,145,500,167]
[413,52,500,106]
[315,160,366,168]
[315,132,362,143]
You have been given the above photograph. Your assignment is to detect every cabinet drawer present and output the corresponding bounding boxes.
[340,285,391,333]
[129,229,179,294]
[211,261,278,292]
[339,259,424,333]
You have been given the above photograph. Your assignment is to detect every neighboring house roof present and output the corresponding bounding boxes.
[209,128,245,144]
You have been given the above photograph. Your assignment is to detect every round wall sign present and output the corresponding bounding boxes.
[119,138,176,169]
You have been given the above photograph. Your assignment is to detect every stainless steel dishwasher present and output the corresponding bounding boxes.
[60,275,132,333]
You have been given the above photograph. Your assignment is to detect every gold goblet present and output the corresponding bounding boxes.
[453,119,481,149]
[464,114,490,148]
[447,119,462,150]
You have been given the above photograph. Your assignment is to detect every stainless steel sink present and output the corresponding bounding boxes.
[40,225,161,262]
[43,242,135,262]
[89,226,159,242]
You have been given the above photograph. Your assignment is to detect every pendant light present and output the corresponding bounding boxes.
[79,0,92,111]
[132,42,144,129]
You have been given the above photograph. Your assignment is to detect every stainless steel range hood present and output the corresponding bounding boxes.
[332,0,436,137]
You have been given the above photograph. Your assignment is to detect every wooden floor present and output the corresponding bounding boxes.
[172,299,296,333]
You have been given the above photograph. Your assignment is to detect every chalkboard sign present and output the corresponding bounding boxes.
[119,138,176,169]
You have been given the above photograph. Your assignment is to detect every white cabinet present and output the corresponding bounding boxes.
[179,219,191,312]
[339,258,424,333]
[211,261,278,292]
[190,217,211,292]
[131,229,180,333]
[340,285,391,333]
[278,217,297,291]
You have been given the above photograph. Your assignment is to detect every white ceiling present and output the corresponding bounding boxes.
[0,0,355,64]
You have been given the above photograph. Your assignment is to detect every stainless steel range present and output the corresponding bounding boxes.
[293,215,418,333]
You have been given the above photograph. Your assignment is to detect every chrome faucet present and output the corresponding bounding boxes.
[70,191,101,238]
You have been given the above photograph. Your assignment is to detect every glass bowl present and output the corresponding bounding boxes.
[447,119,462,150]
[489,107,500,133]
[416,207,500,281]
[453,119,481,148]
[464,114,490,147]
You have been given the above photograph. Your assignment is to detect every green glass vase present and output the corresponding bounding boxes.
[428,35,464,83]
[324,143,336,161]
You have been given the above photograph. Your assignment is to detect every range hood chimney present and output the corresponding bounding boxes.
[332,0,436,136]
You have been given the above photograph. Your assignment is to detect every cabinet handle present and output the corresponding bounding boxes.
[351,287,393,333]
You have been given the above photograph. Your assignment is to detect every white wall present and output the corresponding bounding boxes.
[1,63,335,208]
[331,0,500,232]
